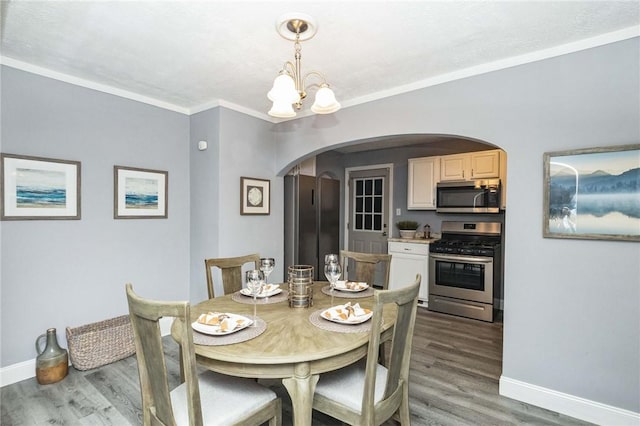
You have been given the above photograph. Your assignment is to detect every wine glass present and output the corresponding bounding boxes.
[259,258,275,301]
[324,262,342,305]
[324,253,339,265]
[245,269,264,327]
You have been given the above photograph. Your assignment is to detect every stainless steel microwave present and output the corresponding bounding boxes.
[436,179,501,213]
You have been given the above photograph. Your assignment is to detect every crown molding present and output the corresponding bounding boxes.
[2,26,637,121]
[0,56,191,115]
[341,26,640,110]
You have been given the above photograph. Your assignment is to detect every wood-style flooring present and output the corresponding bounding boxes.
[1,309,592,425]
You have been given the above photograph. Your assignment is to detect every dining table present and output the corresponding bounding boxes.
[171,280,397,426]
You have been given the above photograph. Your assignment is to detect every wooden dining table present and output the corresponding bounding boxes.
[171,281,396,426]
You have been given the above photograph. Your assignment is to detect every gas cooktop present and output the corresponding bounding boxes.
[429,221,502,257]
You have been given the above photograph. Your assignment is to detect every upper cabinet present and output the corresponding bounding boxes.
[407,157,440,210]
[440,150,501,181]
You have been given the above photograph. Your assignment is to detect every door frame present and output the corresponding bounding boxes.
[343,163,395,252]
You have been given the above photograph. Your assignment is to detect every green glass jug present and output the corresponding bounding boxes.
[35,328,68,385]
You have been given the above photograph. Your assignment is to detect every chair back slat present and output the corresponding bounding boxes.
[204,253,260,298]
[339,250,391,290]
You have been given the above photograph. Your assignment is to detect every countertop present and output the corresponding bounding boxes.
[388,237,440,244]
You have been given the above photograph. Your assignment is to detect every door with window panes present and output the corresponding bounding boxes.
[347,168,389,286]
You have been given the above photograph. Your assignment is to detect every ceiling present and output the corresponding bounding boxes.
[1,1,638,124]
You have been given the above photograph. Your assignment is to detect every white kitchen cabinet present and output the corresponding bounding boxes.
[407,157,440,210]
[440,154,470,181]
[388,241,429,304]
[440,150,501,181]
[470,150,501,179]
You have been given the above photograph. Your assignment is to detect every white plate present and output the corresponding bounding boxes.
[333,281,369,292]
[239,284,282,298]
[192,313,253,336]
[321,305,373,325]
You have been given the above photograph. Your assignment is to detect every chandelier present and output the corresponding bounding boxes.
[267,13,341,118]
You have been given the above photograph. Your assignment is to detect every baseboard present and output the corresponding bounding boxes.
[1,317,174,388]
[0,359,36,387]
[499,376,640,425]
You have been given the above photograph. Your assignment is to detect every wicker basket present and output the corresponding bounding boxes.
[66,315,136,371]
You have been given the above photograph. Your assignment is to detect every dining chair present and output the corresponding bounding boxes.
[339,250,391,290]
[312,274,421,426]
[204,253,260,299]
[125,284,281,426]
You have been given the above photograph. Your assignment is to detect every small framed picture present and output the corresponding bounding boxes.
[543,144,640,241]
[241,177,270,215]
[1,153,81,220]
[114,166,168,219]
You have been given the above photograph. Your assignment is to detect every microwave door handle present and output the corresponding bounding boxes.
[473,192,483,208]
[430,254,493,264]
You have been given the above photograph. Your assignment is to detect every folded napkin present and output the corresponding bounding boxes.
[240,283,280,297]
[260,283,280,294]
[334,281,367,291]
[196,312,246,332]
[323,302,371,321]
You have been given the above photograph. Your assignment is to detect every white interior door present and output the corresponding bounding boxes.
[345,166,392,283]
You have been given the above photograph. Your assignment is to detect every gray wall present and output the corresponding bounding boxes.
[1,67,190,366]
[277,39,640,412]
[188,107,284,301]
[189,107,221,301]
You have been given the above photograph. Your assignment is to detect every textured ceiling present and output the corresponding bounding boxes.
[1,1,639,121]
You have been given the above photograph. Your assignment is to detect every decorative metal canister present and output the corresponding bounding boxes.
[288,265,314,308]
[35,328,69,385]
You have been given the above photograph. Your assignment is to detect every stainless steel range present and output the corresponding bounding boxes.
[428,221,502,322]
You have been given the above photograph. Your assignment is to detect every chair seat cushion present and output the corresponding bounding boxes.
[314,361,388,413]
[170,371,276,425]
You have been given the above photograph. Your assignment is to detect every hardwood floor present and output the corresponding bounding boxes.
[1,309,592,425]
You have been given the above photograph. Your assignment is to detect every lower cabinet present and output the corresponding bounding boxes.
[388,241,429,304]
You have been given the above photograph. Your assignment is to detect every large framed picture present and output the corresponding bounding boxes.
[240,177,270,215]
[543,144,640,241]
[114,166,168,219]
[1,153,81,220]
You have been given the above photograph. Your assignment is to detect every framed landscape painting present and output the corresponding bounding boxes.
[114,166,168,219]
[1,153,81,220]
[543,144,640,241]
[240,177,270,215]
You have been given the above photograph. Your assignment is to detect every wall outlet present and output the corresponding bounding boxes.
[396,208,401,216]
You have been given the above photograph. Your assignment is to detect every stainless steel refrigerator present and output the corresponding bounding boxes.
[284,175,341,280]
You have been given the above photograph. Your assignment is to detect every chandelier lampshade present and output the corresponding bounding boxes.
[268,99,297,118]
[311,84,340,114]
[267,73,300,104]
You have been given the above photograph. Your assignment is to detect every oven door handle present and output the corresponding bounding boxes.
[429,253,493,264]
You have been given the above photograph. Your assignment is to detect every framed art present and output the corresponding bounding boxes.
[543,144,640,241]
[240,177,270,215]
[114,166,168,219]
[1,153,81,220]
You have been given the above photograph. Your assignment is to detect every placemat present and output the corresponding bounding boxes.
[231,290,289,305]
[192,317,267,346]
[308,310,373,334]
[320,285,374,299]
